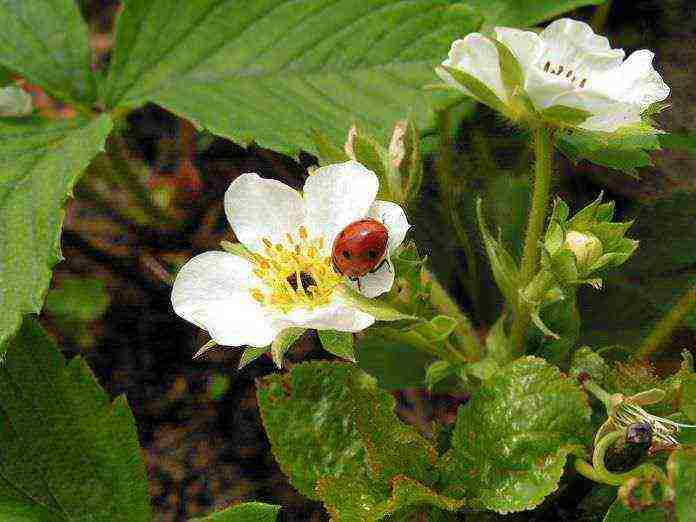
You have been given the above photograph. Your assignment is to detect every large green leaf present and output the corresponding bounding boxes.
[0,0,96,105]
[0,319,150,520]
[102,0,482,154]
[465,0,605,29]
[0,114,112,350]
[440,356,592,513]
[191,502,281,521]
[256,361,438,500]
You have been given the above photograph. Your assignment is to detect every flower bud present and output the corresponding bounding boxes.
[565,231,602,269]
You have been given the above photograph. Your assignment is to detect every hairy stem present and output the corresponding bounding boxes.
[591,430,666,486]
[427,269,483,362]
[510,126,554,355]
[638,283,696,359]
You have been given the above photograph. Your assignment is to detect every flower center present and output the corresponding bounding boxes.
[542,60,587,88]
[249,226,342,313]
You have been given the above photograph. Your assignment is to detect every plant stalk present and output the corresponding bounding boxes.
[638,283,696,359]
[427,269,483,362]
[510,126,554,355]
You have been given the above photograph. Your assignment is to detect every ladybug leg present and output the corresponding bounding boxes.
[369,258,390,274]
[350,276,362,291]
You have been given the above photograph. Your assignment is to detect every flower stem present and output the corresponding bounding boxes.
[638,282,696,359]
[427,269,483,362]
[583,379,615,411]
[510,126,554,355]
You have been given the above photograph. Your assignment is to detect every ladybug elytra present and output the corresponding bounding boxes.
[332,218,389,280]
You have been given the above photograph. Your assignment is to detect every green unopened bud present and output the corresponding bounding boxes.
[565,231,603,269]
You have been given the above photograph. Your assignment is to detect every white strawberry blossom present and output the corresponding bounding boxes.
[171,161,410,348]
[437,18,670,132]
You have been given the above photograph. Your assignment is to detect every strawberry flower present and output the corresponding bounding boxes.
[171,161,410,348]
[437,18,669,132]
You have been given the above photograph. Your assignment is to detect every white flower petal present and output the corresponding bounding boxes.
[579,104,643,132]
[284,299,375,332]
[541,18,612,54]
[525,66,575,109]
[368,200,410,254]
[494,27,544,69]
[355,258,395,298]
[225,173,305,253]
[438,33,507,102]
[593,50,670,110]
[303,160,379,248]
[171,251,282,347]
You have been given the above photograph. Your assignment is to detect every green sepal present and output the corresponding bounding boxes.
[220,240,256,261]
[476,198,521,306]
[318,330,356,362]
[440,65,509,117]
[335,284,421,323]
[490,39,524,100]
[271,327,306,368]
[540,105,592,127]
[238,345,270,369]
[352,132,394,201]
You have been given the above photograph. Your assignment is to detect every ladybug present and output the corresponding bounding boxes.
[332,218,389,282]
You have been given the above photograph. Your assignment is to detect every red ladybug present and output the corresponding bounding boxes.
[332,218,389,281]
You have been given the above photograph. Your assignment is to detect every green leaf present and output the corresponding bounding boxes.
[0,114,112,350]
[318,330,356,361]
[540,105,593,126]
[440,65,508,116]
[0,85,33,117]
[319,475,464,522]
[669,449,696,522]
[190,502,281,522]
[440,356,592,513]
[309,129,349,166]
[468,0,605,29]
[271,327,305,368]
[256,361,438,500]
[357,326,434,390]
[0,319,150,520]
[103,0,481,155]
[556,127,661,177]
[0,1,96,105]
[603,500,666,522]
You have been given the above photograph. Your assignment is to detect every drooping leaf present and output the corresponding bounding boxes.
[256,361,438,500]
[103,0,482,155]
[0,319,150,520]
[681,374,696,422]
[0,114,112,350]
[658,133,696,154]
[318,329,356,361]
[669,449,696,522]
[440,357,592,513]
[0,1,97,105]
[556,127,661,177]
[190,502,281,522]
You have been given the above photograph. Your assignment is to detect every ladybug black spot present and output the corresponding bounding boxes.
[342,250,351,259]
[367,250,378,260]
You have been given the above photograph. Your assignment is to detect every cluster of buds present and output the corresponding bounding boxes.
[520,193,638,337]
